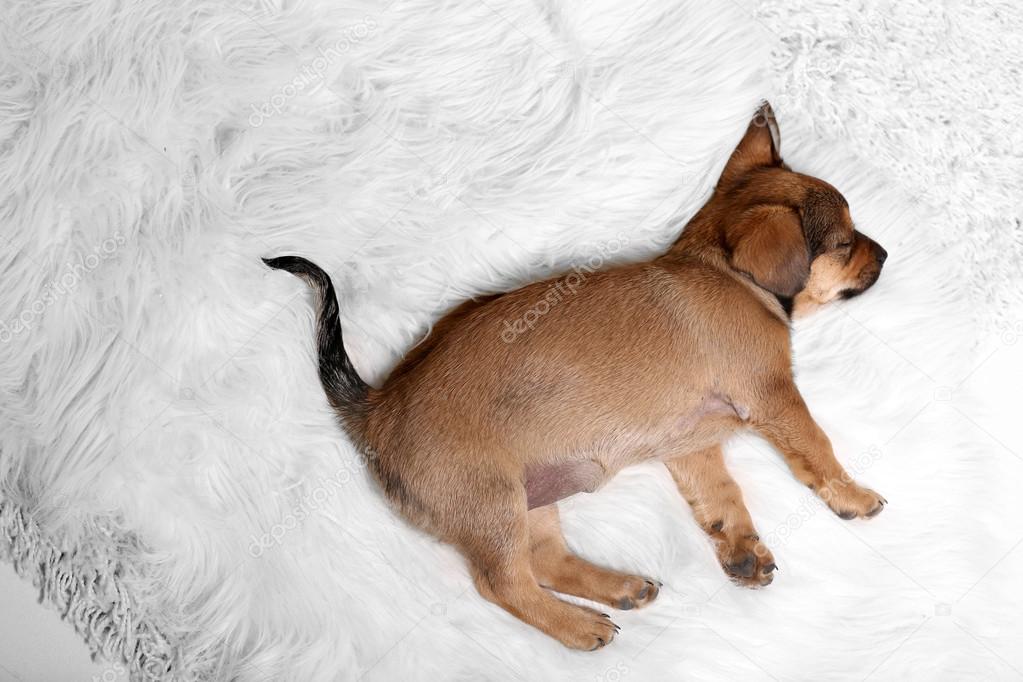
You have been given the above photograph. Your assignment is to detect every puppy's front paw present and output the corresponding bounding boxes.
[818,479,886,519]
[610,576,660,611]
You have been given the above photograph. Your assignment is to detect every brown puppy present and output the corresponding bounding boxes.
[264,103,888,650]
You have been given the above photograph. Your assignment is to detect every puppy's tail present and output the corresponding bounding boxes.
[262,256,370,430]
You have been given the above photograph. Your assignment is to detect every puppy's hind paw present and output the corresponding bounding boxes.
[711,524,777,588]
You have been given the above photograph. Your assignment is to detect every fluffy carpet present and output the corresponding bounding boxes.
[0,0,1019,680]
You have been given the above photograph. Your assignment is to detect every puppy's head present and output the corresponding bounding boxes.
[711,103,887,315]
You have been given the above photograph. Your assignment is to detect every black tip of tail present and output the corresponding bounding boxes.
[263,254,370,427]
[263,255,320,277]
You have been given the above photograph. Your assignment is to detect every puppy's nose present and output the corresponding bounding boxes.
[873,243,888,265]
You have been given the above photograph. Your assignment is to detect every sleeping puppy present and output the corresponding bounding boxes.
[264,103,888,650]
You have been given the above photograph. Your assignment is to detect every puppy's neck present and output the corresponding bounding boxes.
[658,211,792,324]
[661,203,723,262]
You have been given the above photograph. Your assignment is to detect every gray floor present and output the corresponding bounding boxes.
[0,560,120,682]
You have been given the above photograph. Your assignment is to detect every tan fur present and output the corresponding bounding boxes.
[529,505,659,610]
[345,103,888,649]
[666,446,776,587]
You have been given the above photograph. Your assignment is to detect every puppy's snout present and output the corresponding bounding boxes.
[872,243,888,266]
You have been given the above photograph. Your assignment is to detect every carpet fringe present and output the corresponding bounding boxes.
[0,498,178,681]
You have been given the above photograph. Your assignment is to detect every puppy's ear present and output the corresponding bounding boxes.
[727,206,809,297]
[719,102,783,188]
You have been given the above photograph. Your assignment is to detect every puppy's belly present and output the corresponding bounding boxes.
[603,395,747,464]
[525,460,605,509]
[522,395,748,509]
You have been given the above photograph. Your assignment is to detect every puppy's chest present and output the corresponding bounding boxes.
[523,394,747,509]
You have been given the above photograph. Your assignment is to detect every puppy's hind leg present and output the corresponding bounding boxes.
[528,505,660,611]
[456,478,619,650]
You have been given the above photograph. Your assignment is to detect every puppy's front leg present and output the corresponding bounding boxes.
[751,382,886,519]
[666,446,777,587]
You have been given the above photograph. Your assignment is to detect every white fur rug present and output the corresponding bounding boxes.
[1,0,1020,680]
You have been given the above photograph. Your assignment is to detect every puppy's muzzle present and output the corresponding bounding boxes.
[871,242,888,267]
[841,237,887,299]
